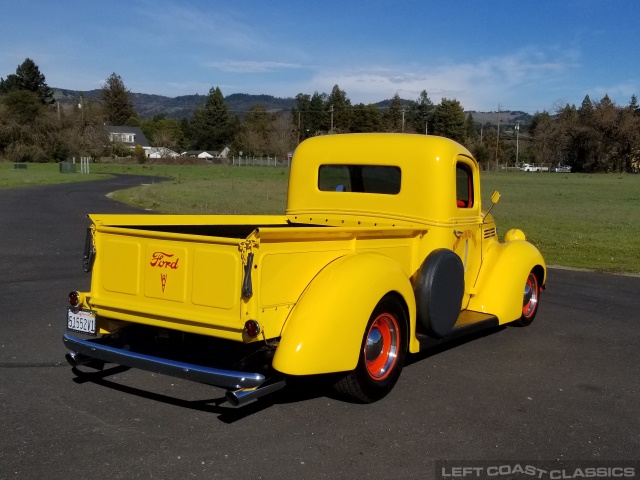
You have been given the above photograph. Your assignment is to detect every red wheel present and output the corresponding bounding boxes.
[516,271,540,326]
[334,295,407,403]
[364,312,400,381]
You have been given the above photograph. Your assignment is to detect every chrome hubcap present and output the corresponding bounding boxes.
[365,328,384,360]
[364,314,399,380]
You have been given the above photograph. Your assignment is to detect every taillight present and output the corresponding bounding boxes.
[244,320,261,338]
[69,291,79,307]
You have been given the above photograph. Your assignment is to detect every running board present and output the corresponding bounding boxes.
[416,311,499,350]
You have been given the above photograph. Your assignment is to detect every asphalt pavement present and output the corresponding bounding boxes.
[0,175,638,480]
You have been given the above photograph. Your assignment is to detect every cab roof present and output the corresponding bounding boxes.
[286,133,478,225]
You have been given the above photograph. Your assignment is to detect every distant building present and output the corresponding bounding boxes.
[147,147,180,158]
[105,126,151,153]
[181,147,230,159]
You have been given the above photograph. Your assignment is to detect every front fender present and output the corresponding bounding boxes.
[467,240,546,323]
[272,252,416,376]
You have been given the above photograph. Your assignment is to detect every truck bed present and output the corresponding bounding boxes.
[87,214,423,343]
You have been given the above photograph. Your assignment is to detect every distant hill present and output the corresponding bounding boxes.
[467,110,532,126]
[52,88,530,125]
[53,89,296,119]
[374,98,413,109]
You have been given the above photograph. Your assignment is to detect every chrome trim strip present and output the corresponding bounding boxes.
[63,333,266,389]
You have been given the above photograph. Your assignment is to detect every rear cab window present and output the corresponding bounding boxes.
[318,165,401,194]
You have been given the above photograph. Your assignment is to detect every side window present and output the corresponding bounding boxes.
[456,163,474,208]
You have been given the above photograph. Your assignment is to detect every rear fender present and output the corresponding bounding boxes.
[272,252,416,376]
[468,240,546,323]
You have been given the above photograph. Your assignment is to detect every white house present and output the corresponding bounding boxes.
[104,126,152,154]
[147,147,179,158]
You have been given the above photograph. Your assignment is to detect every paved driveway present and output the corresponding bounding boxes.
[1,176,638,479]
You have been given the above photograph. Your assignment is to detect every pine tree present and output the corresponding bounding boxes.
[432,98,467,143]
[190,86,235,150]
[350,103,383,133]
[0,58,54,105]
[408,90,435,133]
[100,73,136,125]
[308,92,329,134]
[578,95,594,126]
[383,94,403,132]
[293,93,311,142]
[326,84,352,133]
[465,113,477,142]
[629,95,640,116]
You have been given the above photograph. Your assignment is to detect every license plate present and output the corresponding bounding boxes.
[67,308,97,336]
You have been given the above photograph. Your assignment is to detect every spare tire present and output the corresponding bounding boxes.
[414,249,465,338]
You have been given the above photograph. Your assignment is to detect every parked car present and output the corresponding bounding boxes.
[550,165,572,173]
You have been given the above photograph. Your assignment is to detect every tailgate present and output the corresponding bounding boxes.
[88,219,254,340]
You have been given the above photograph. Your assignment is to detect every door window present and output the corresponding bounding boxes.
[456,163,474,208]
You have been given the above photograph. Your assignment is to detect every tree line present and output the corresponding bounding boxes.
[1,58,639,172]
[525,95,640,172]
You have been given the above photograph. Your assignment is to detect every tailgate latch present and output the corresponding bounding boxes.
[82,225,97,273]
[239,239,258,298]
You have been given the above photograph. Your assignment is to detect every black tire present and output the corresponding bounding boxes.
[414,249,465,338]
[515,271,540,327]
[334,295,407,403]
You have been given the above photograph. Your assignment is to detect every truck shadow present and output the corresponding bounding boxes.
[68,325,508,422]
[405,325,507,366]
[69,365,330,423]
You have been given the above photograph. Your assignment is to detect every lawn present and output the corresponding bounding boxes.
[91,163,289,215]
[481,172,640,274]
[3,161,639,274]
[0,162,113,188]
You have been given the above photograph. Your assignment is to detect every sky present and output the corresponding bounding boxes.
[1,0,639,113]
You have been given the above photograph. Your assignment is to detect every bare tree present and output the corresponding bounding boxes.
[266,113,296,158]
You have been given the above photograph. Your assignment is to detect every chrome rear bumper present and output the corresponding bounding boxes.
[63,333,267,390]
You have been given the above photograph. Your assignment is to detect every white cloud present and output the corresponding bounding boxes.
[205,60,304,73]
[135,1,260,51]
[306,48,579,111]
[587,82,638,104]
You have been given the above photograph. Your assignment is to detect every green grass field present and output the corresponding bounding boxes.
[92,163,289,215]
[2,161,639,274]
[480,172,640,274]
[0,162,113,188]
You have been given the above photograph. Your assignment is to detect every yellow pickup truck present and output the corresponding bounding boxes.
[64,133,546,406]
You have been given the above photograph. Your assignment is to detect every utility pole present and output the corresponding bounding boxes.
[402,107,406,133]
[515,122,520,166]
[495,104,501,172]
[425,121,428,135]
[297,110,301,145]
[78,95,84,124]
[329,105,334,133]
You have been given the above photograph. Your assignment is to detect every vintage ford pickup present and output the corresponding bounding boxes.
[64,133,546,406]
